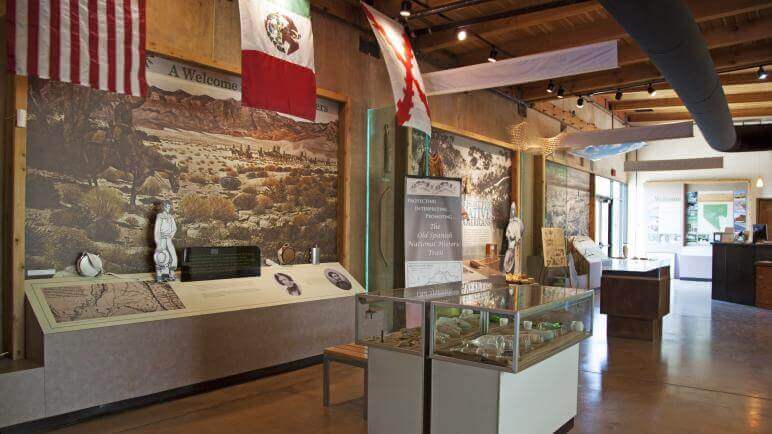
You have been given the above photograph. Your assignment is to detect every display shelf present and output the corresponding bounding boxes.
[355,277,510,356]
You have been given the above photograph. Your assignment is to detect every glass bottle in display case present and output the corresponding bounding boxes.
[430,285,593,372]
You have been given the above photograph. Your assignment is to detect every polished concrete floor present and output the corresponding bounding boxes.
[52,280,771,433]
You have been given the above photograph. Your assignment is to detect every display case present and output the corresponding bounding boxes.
[430,285,593,372]
[355,278,510,356]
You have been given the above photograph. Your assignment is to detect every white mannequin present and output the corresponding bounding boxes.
[503,201,525,275]
[154,201,178,282]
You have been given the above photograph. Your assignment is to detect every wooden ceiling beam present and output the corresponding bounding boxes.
[531,101,598,131]
[415,0,772,58]
[627,107,772,123]
[414,1,604,53]
[611,91,772,111]
[451,1,772,66]
[517,42,772,101]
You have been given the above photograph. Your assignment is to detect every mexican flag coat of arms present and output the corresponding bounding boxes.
[239,0,317,120]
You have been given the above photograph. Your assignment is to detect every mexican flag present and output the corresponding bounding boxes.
[239,0,316,121]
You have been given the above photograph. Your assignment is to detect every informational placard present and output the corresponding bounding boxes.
[404,177,463,287]
[542,227,567,268]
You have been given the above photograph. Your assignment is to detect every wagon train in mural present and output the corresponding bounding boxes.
[25,78,340,273]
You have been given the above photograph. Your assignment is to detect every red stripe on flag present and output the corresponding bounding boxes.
[241,50,316,121]
[123,0,132,95]
[106,0,116,92]
[88,0,99,89]
[28,0,40,76]
[138,0,146,95]
[50,0,61,81]
[70,0,80,84]
[7,0,15,73]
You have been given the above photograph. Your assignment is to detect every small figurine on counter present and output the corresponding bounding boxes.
[154,201,178,282]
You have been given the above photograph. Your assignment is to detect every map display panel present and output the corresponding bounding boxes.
[42,281,185,323]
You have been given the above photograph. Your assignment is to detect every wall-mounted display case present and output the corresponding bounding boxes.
[430,285,593,372]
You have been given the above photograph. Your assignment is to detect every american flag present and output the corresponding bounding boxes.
[7,0,147,96]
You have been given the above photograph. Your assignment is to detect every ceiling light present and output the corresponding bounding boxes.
[647,83,657,96]
[576,97,585,108]
[556,86,565,99]
[757,176,765,188]
[615,89,623,101]
[488,48,498,63]
[400,1,411,17]
[546,80,555,93]
[758,66,768,80]
[456,28,468,41]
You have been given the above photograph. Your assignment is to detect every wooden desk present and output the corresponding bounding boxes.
[712,243,772,306]
[600,259,670,341]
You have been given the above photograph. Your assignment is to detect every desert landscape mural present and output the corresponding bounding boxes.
[25,76,340,274]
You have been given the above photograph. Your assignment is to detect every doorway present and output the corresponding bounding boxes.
[759,198,772,226]
[595,197,612,256]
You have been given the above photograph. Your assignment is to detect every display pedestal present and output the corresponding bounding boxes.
[430,344,579,434]
[601,259,670,341]
[368,347,425,434]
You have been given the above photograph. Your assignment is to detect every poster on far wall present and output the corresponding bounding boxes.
[545,161,591,237]
[733,190,748,234]
[410,129,512,259]
[645,183,683,249]
[25,54,340,274]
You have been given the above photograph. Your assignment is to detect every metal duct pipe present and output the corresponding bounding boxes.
[598,0,771,152]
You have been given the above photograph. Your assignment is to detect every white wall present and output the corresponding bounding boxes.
[628,126,772,257]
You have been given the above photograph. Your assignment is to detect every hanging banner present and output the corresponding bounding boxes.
[423,40,618,96]
[404,176,463,287]
[361,2,432,136]
[239,0,317,120]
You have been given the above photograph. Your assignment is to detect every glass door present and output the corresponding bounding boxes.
[595,197,612,256]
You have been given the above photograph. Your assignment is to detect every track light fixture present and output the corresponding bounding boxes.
[576,97,585,108]
[758,65,768,80]
[456,28,468,41]
[556,86,565,99]
[400,1,412,17]
[546,80,555,93]
[647,83,657,96]
[615,89,623,101]
[488,47,498,63]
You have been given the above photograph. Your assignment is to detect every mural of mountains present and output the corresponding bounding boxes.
[133,88,338,143]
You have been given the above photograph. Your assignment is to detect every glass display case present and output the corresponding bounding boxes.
[430,285,593,372]
[355,278,510,356]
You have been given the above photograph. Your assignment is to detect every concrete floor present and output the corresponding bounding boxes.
[52,280,771,433]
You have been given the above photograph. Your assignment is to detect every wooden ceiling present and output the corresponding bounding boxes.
[372,0,772,125]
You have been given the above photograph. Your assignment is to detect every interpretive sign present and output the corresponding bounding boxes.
[404,176,463,287]
[542,227,568,268]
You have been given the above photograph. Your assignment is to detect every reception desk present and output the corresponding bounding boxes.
[712,243,772,306]
[600,259,670,341]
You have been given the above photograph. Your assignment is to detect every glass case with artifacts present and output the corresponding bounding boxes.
[355,278,510,356]
[430,285,593,372]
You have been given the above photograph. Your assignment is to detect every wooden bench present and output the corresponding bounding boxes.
[323,343,368,419]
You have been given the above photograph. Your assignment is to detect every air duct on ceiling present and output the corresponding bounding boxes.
[598,0,771,152]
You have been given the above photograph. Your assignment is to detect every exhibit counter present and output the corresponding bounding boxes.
[3,263,361,428]
[357,282,593,434]
[600,258,671,341]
